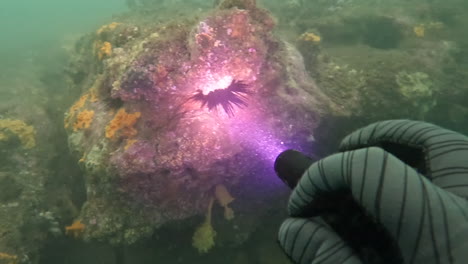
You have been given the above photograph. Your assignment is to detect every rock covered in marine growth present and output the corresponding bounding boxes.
[0,99,75,263]
[64,0,332,244]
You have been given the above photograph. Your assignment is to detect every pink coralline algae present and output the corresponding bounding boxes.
[110,140,156,175]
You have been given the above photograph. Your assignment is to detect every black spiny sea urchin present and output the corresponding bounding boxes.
[191,80,249,116]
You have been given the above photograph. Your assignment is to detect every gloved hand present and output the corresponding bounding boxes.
[278,120,468,264]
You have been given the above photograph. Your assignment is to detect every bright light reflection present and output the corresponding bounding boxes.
[202,75,233,94]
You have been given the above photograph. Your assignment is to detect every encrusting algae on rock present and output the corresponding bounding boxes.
[105,108,141,139]
[73,110,95,131]
[65,220,85,238]
[97,22,122,35]
[89,87,99,103]
[0,119,36,149]
[64,93,89,129]
[94,22,121,60]
[97,41,113,60]
[413,25,425,37]
[0,252,18,264]
[192,198,216,254]
[413,22,443,38]
[65,90,100,131]
[299,32,321,43]
[124,139,138,150]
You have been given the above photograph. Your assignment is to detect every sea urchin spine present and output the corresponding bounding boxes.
[191,80,249,116]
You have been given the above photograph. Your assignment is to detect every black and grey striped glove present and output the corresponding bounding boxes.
[278,120,468,264]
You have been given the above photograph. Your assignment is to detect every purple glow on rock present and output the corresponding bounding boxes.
[236,124,286,164]
[223,110,289,166]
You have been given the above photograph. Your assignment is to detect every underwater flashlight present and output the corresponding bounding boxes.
[274,149,317,189]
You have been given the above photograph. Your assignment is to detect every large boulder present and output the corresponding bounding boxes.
[64,0,334,245]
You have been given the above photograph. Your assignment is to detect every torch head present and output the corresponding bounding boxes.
[274,149,316,189]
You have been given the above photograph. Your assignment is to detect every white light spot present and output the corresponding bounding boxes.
[202,75,233,94]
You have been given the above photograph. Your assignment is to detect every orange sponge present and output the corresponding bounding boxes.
[105,108,141,139]
[73,110,95,131]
